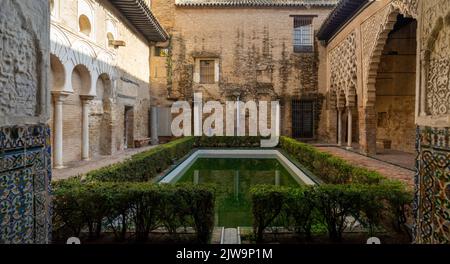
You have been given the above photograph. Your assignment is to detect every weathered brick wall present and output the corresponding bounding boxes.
[151,1,332,137]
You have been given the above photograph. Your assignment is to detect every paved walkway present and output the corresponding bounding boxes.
[53,145,158,181]
[315,146,415,188]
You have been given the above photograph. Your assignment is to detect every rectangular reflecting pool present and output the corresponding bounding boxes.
[159,150,316,228]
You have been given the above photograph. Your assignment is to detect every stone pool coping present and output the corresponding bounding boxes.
[157,148,319,186]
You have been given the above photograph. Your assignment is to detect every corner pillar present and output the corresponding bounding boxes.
[80,95,95,161]
[52,91,71,169]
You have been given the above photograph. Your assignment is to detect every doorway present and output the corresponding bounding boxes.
[292,99,314,139]
[124,106,134,149]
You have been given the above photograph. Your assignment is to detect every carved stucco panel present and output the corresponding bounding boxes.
[329,31,357,108]
[392,0,419,19]
[425,11,450,116]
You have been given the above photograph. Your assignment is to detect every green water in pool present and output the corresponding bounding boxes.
[176,158,303,227]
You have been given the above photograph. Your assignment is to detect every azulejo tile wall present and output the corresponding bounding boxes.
[414,126,450,243]
[0,124,52,244]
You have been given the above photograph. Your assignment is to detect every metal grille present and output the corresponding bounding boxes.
[292,100,314,138]
[200,60,215,84]
[293,16,314,53]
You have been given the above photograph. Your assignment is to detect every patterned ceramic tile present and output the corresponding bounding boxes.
[0,124,51,244]
[415,126,450,244]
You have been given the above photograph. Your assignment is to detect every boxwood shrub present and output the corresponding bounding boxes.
[279,136,386,185]
[86,137,195,182]
[52,179,215,244]
[250,182,412,242]
[194,136,262,148]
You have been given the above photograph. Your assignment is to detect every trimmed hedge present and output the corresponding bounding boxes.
[279,137,386,185]
[250,183,412,242]
[194,136,263,148]
[52,179,215,243]
[86,137,195,182]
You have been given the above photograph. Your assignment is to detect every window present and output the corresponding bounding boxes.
[50,0,55,14]
[199,60,215,84]
[78,0,95,39]
[155,47,169,57]
[293,16,314,53]
[106,19,118,48]
[79,15,92,36]
[50,0,60,18]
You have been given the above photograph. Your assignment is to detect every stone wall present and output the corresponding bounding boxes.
[0,0,51,244]
[150,1,332,137]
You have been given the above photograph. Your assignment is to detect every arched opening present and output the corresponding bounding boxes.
[90,74,113,157]
[373,14,417,167]
[72,65,91,95]
[50,54,65,91]
[62,64,91,163]
[79,15,92,37]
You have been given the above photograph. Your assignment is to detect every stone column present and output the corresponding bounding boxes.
[52,91,71,169]
[347,107,353,150]
[337,108,343,146]
[80,95,95,161]
[151,107,159,145]
[359,106,377,155]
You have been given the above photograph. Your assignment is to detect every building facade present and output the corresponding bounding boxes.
[50,0,167,168]
[318,0,450,243]
[150,0,338,138]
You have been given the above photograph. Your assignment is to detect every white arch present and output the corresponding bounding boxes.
[96,51,117,78]
[69,40,97,95]
[50,25,71,63]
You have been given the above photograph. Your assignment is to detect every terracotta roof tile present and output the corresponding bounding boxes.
[175,0,339,7]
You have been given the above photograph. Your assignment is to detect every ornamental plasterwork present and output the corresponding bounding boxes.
[421,0,450,44]
[329,31,357,108]
[361,4,398,107]
[426,17,450,116]
[391,0,419,19]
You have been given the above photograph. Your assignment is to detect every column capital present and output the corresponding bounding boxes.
[52,91,72,102]
[80,95,95,102]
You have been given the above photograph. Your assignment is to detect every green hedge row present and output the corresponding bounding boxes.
[52,179,215,243]
[86,137,195,182]
[251,183,412,242]
[194,136,262,148]
[280,137,386,185]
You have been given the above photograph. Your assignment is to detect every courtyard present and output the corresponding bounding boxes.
[0,0,449,246]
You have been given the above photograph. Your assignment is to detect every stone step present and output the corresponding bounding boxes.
[220,227,241,244]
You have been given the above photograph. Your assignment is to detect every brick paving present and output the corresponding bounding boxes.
[53,145,158,181]
[315,146,415,188]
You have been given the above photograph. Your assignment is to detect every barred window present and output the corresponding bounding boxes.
[293,16,314,53]
[200,60,215,84]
